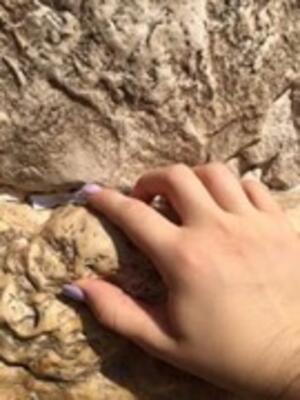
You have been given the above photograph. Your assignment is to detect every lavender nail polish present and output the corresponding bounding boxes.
[74,183,103,203]
[81,183,102,195]
[62,284,85,302]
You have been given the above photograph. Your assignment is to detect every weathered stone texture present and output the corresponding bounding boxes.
[0,201,229,400]
[0,0,299,191]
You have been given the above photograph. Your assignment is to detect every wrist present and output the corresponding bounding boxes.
[276,361,300,400]
[278,378,300,400]
[242,329,300,400]
[265,331,300,400]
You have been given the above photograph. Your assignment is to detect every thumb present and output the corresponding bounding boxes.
[66,279,174,356]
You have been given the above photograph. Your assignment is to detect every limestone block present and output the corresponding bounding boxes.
[0,0,299,191]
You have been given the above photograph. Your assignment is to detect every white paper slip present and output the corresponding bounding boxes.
[29,189,86,210]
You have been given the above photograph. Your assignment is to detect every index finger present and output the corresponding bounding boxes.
[82,185,179,280]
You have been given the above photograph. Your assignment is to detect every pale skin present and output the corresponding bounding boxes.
[75,163,300,399]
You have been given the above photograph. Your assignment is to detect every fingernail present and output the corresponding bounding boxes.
[81,183,103,195]
[75,183,103,202]
[62,284,86,302]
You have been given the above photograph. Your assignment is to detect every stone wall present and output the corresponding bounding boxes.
[0,0,299,192]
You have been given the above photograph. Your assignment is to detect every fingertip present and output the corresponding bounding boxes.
[73,279,116,321]
[82,183,103,194]
[75,279,125,309]
[77,183,103,204]
[70,280,173,356]
[75,278,106,298]
[62,283,86,302]
[74,279,139,336]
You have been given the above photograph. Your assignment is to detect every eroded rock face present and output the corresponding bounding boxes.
[0,0,299,191]
[0,201,226,400]
[0,192,298,400]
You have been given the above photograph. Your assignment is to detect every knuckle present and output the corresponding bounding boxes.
[197,162,228,181]
[242,179,264,192]
[265,213,290,235]
[120,197,142,216]
[168,163,189,175]
[214,214,236,236]
[134,175,147,190]
[173,239,200,271]
[205,162,227,176]
[165,163,189,182]
[241,179,254,190]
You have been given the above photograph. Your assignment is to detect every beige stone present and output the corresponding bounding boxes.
[0,200,223,400]
[0,0,299,191]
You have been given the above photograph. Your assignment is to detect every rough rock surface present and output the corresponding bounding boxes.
[0,0,299,191]
[0,191,298,400]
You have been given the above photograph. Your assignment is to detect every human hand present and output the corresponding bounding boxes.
[66,163,300,399]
